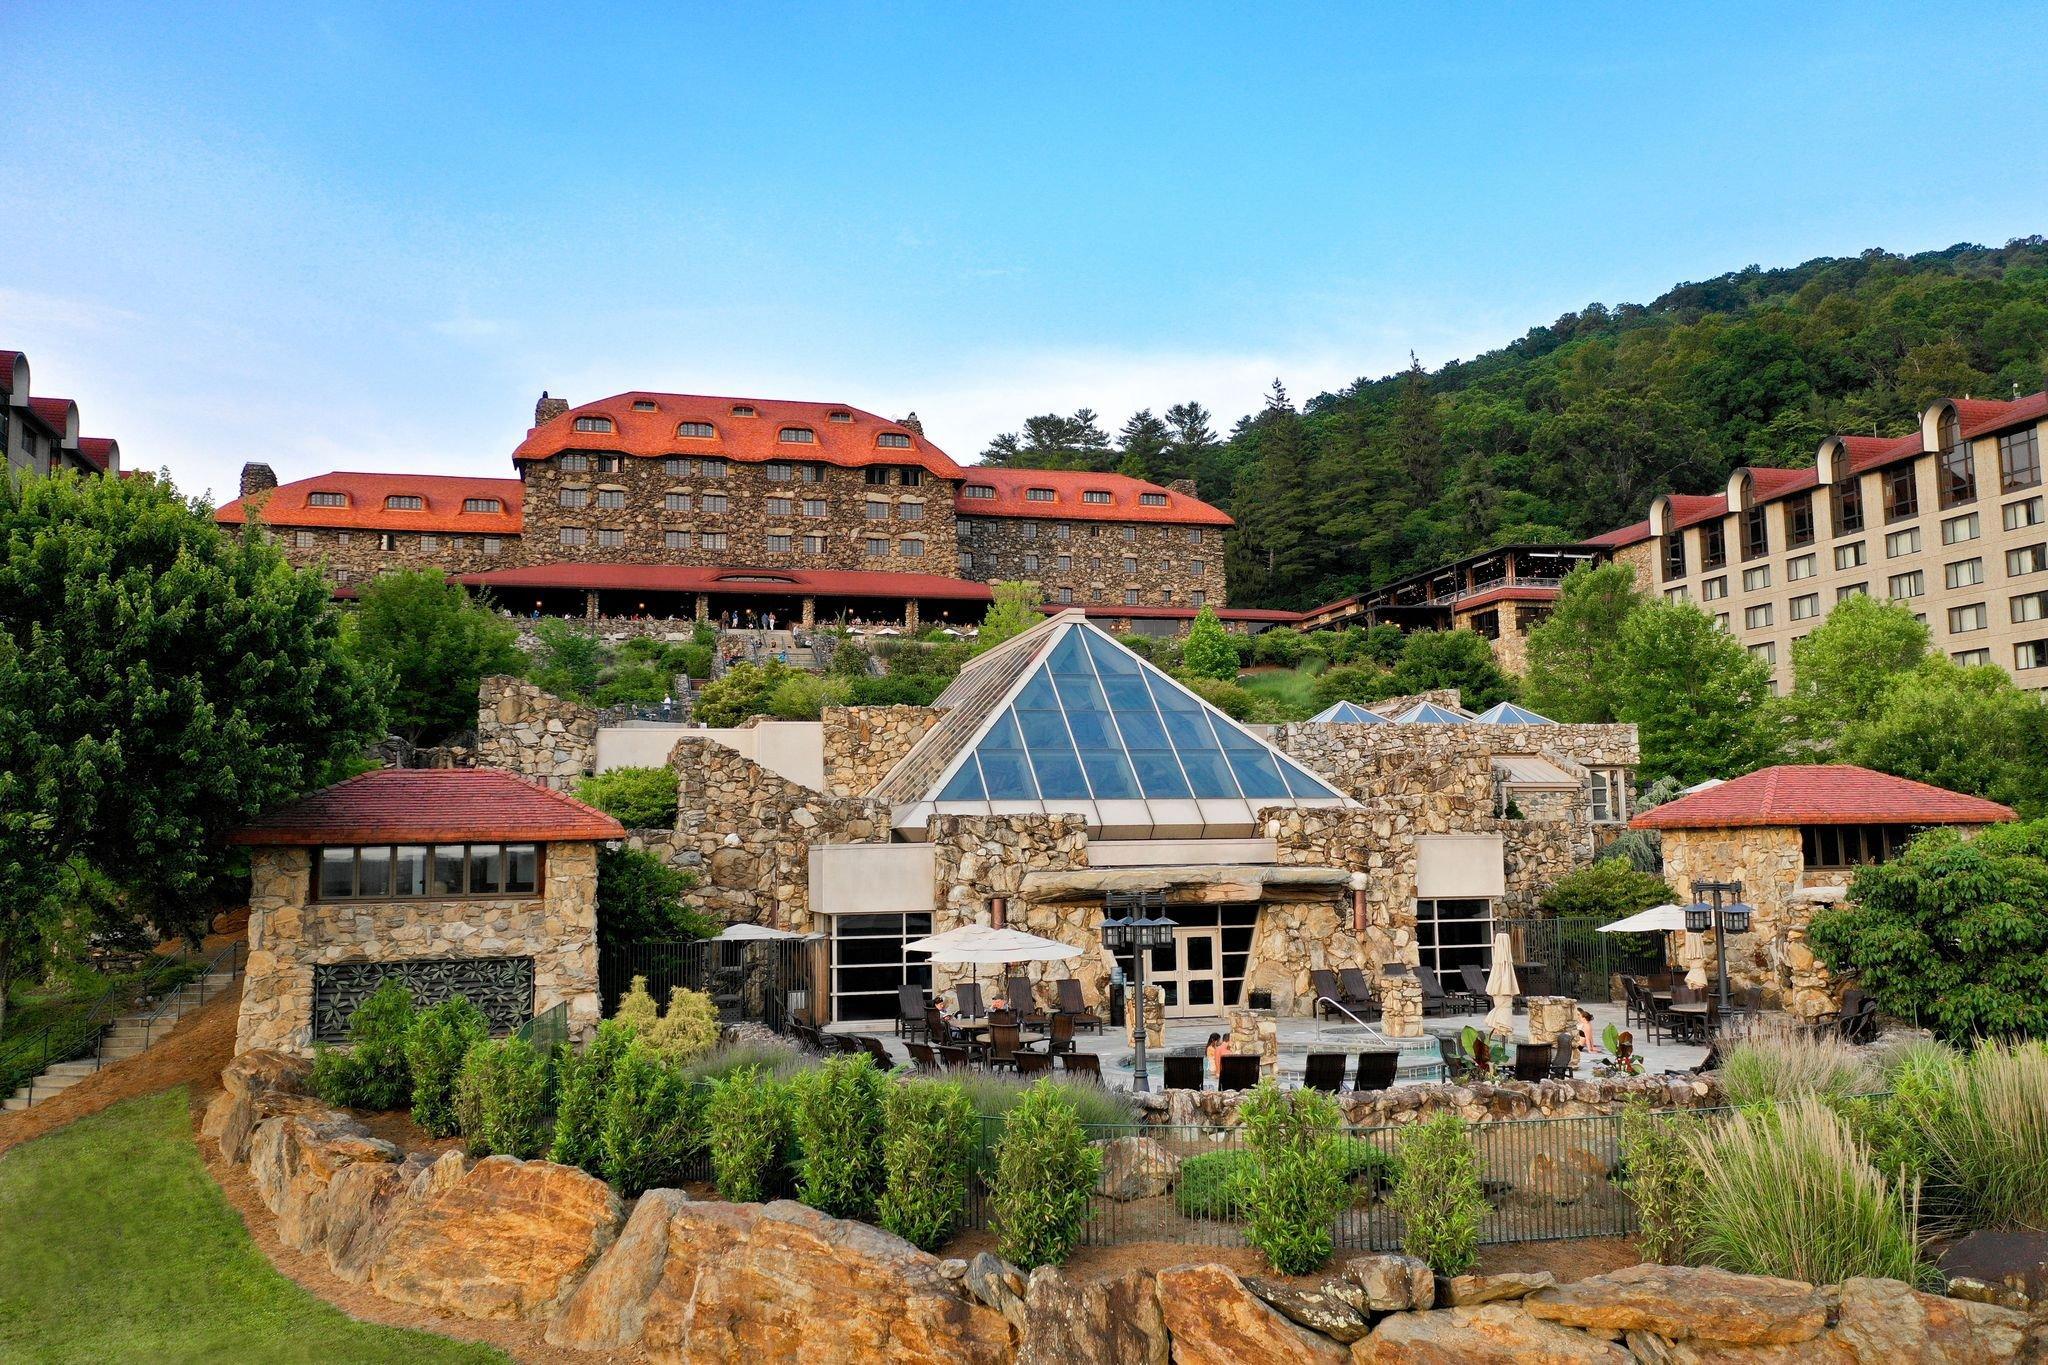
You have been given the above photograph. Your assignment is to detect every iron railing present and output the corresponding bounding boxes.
[1495,915,1665,1004]
[134,940,245,1052]
[600,938,810,1034]
[0,949,212,1102]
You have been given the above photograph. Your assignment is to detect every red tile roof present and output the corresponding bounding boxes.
[0,351,22,396]
[25,395,76,441]
[216,471,524,534]
[1450,585,1562,612]
[954,467,1233,526]
[1043,603,1303,623]
[513,393,966,482]
[1584,520,1651,548]
[76,437,117,472]
[231,768,625,845]
[460,561,997,602]
[1630,765,2014,831]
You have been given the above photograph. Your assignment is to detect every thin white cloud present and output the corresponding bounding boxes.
[0,288,144,334]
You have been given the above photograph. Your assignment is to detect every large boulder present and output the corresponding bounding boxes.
[1340,1253,1436,1311]
[369,1155,623,1321]
[546,1189,692,1350]
[1018,1266,1168,1365]
[1443,1271,1555,1306]
[1358,1303,1630,1363]
[209,1089,337,1166]
[1096,1136,1181,1201]
[1524,1264,1829,1346]
[964,1252,1030,1336]
[1243,1275,1374,1343]
[245,1109,402,1252]
[1154,1263,1349,1365]
[322,1153,437,1283]
[638,1199,1013,1363]
[1830,1275,2029,1363]
[220,1049,313,1103]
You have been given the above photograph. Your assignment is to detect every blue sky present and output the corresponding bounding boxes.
[5,2,2047,504]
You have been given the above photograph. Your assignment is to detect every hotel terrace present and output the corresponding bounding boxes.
[215,390,1289,635]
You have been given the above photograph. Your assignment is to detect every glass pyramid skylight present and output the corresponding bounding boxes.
[1393,701,1472,724]
[883,614,1349,837]
[1474,701,1554,725]
[1308,699,1388,724]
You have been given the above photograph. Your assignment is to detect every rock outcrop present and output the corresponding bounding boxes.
[1154,1263,1349,1365]
[1524,1264,1829,1346]
[1358,1302,1632,1362]
[1017,1266,1168,1365]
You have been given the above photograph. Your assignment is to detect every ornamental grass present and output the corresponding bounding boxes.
[1921,1039,2048,1231]
[1716,1033,1878,1108]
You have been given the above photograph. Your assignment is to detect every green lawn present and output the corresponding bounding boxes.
[0,1088,505,1364]
[1236,662,1324,719]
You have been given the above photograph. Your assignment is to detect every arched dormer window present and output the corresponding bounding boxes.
[572,415,613,434]
[677,421,715,439]
[385,494,424,510]
[1936,408,1977,509]
[877,432,912,449]
[779,427,816,444]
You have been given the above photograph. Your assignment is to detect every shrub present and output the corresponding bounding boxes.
[678,1037,809,1085]
[1686,1100,1931,1287]
[550,1020,635,1172]
[1176,1149,1250,1219]
[705,1066,791,1203]
[453,1036,555,1158]
[677,643,714,679]
[645,987,721,1063]
[599,1040,701,1196]
[307,980,417,1111]
[1236,1081,1353,1273]
[404,997,489,1138]
[765,672,852,720]
[596,850,717,952]
[1920,1039,2048,1231]
[847,673,948,707]
[1181,607,1239,681]
[991,1080,1101,1269]
[1718,1035,1878,1108]
[1388,1112,1487,1275]
[1617,1101,1706,1263]
[576,767,680,829]
[1252,628,1309,668]
[878,1078,979,1251]
[1536,861,1673,921]
[613,976,661,1036]
[789,1055,888,1220]
[1177,676,1270,723]
[945,1070,1138,1130]
[1311,664,1396,710]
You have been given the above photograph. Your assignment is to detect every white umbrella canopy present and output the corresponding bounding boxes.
[904,925,1082,965]
[714,923,812,942]
[1596,904,1689,934]
[1484,932,1520,1037]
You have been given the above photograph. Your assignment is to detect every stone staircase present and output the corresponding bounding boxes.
[2,965,241,1112]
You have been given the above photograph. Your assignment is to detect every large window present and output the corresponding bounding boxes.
[1884,465,1919,522]
[316,843,539,900]
[1800,825,1918,869]
[1937,413,1977,508]
[1784,493,1815,548]
[2000,428,2042,493]
[1700,521,1727,570]
[829,911,932,1022]
[1416,898,1495,985]
[1833,477,1865,535]
[1586,768,1630,824]
[1662,534,1687,582]
[1741,503,1769,560]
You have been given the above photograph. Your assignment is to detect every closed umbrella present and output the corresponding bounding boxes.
[1484,932,1520,1038]
[1678,931,1710,991]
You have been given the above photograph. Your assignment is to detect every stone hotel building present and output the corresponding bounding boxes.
[216,390,1278,633]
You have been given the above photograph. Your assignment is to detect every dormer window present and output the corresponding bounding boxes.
[572,416,613,433]
[1025,487,1056,502]
[1139,492,1168,507]
[307,491,348,508]
[461,498,502,514]
[877,432,912,449]
[779,427,816,444]
[730,404,756,417]
[677,421,715,439]
[631,400,657,412]
[965,484,995,500]
[1082,490,1112,504]
[385,495,424,510]
[828,410,853,423]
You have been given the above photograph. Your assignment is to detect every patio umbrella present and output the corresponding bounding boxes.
[1483,932,1520,1038]
[906,925,1081,1010]
[714,922,808,941]
[1677,931,1710,990]
[1595,904,1689,933]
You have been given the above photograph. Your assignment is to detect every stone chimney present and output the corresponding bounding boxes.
[240,462,278,500]
[535,391,570,426]
[1167,478,1198,498]
[896,411,924,435]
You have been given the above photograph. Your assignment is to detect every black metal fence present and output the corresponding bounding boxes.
[600,938,809,1033]
[1497,915,1665,1004]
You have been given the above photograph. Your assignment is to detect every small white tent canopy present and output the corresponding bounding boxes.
[1595,904,1689,934]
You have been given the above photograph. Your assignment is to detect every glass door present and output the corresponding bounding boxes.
[1156,927,1224,1019]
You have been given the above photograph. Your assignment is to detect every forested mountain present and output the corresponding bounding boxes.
[976,239,2048,610]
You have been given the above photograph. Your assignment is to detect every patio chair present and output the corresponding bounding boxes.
[1621,977,1651,1034]
[857,1034,896,1067]
[1435,1034,1472,1081]
[1338,967,1378,1012]
[1548,1032,1579,1079]
[1005,975,1050,1029]
[1459,963,1493,1004]
[1512,1043,1553,1083]
[1162,1054,1205,1090]
[935,1044,973,1070]
[925,1004,964,1046]
[1418,969,1457,1018]
[1218,1054,1261,1092]
[1040,1012,1077,1056]
[906,1042,940,1073]
[1302,1052,1349,1093]
[1055,978,1103,1034]
[1058,1051,1102,1081]
[1354,1050,1399,1091]
[988,1007,1019,1030]
[896,983,928,1039]
[1311,969,1346,1021]
[1014,1050,1053,1076]
[955,982,987,1019]
[986,1022,1024,1071]
[1837,992,1879,1045]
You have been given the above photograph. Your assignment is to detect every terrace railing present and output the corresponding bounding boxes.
[601,938,809,1034]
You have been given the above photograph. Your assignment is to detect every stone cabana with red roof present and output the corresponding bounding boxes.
[1632,764,2014,1017]
[230,769,624,1055]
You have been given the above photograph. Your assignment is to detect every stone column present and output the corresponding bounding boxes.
[1527,995,1576,1045]
[583,590,599,620]
[1380,975,1423,1038]
[801,596,816,629]
[1125,983,1164,1051]
[694,593,711,623]
[905,598,920,630]
[1227,1007,1279,1077]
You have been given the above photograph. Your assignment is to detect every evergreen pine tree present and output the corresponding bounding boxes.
[1116,410,1172,482]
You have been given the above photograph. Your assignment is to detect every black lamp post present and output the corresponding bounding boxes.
[1686,879,1755,1014]
[1101,891,1175,1092]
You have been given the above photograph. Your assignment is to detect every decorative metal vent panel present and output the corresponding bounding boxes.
[312,956,534,1044]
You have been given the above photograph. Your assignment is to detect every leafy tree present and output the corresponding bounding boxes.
[527,618,606,702]
[596,846,718,951]
[1538,861,1675,920]
[345,570,522,744]
[1835,660,2048,818]
[1610,600,1783,785]
[1311,664,1396,709]
[1162,401,1221,485]
[1236,1081,1353,1274]
[1181,606,1240,681]
[765,672,852,719]
[972,581,1044,654]
[981,410,1115,470]
[1389,629,1517,711]
[1808,821,2048,1042]
[1523,563,1649,723]
[576,767,680,830]
[0,471,382,1006]
[991,1080,1101,1269]
[1783,596,1933,744]
[689,659,795,726]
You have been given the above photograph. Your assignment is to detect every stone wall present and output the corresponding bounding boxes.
[957,513,1223,608]
[1273,719,1638,806]
[265,524,523,587]
[669,735,888,931]
[474,675,599,790]
[1660,826,1853,1019]
[1138,1070,1720,1128]
[236,842,602,1055]
[928,814,1095,1003]
[821,704,944,798]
